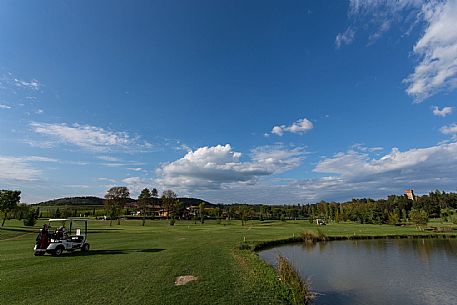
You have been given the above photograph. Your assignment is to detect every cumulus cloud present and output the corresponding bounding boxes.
[192,141,457,203]
[310,141,457,196]
[0,103,11,109]
[271,118,313,136]
[156,144,305,190]
[335,27,356,48]
[0,155,57,181]
[405,0,457,101]
[30,122,152,152]
[433,106,453,116]
[440,123,457,134]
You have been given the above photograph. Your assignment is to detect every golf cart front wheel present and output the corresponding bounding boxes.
[52,246,64,256]
[81,243,90,252]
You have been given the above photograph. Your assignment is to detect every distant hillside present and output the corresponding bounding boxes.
[178,197,214,207]
[36,196,212,206]
[36,196,105,206]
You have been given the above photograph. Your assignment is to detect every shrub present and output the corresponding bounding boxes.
[277,255,314,305]
[450,214,457,225]
[23,211,37,226]
[301,231,319,243]
[301,229,328,243]
[169,217,176,226]
[316,228,328,241]
[238,242,251,250]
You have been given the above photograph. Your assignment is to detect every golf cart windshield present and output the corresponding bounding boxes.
[48,218,88,237]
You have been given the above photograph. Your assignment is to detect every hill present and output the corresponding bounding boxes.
[35,196,105,206]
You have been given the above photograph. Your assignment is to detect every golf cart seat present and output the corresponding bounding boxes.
[71,236,84,242]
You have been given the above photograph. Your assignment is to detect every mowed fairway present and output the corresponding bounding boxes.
[0,219,450,305]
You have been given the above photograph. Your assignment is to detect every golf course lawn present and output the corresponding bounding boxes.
[1,219,455,305]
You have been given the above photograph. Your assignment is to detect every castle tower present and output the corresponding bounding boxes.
[404,189,415,201]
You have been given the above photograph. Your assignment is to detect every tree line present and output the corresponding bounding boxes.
[2,188,457,227]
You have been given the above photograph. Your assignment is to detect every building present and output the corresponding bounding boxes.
[404,189,415,201]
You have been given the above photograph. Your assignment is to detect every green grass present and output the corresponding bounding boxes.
[1,219,456,305]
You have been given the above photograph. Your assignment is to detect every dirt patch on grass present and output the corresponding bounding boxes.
[174,275,198,286]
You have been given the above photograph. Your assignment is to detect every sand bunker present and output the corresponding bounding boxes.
[174,275,198,286]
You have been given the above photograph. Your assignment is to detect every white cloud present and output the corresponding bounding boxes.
[128,168,143,172]
[96,156,121,162]
[14,78,41,91]
[103,141,457,204]
[368,19,392,44]
[342,0,457,101]
[0,103,11,109]
[405,0,457,101]
[195,141,457,203]
[0,155,57,181]
[271,118,314,136]
[433,106,453,116]
[335,27,356,48]
[97,177,117,183]
[344,0,423,44]
[348,0,423,16]
[121,176,155,196]
[440,123,457,134]
[250,145,305,173]
[63,184,90,189]
[156,144,305,190]
[30,122,153,152]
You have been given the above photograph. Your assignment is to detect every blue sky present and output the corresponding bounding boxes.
[1,0,457,203]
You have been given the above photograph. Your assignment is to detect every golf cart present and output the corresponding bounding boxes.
[34,218,90,256]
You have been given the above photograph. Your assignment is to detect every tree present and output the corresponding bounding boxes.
[161,189,177,220]
[388,211,400,225]
[199,202,205,224]
[237,205,251,226]
[138,188,152,226]
[104,186,130,226]
[0,190,21,227]
[151,188,158,199]
[409,209,428,227]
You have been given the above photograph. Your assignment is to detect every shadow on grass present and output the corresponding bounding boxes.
[55,248,165,257]
[0,227,37,233]
[88,229,123,234]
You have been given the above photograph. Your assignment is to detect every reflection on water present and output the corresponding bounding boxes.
[259,239,457,305]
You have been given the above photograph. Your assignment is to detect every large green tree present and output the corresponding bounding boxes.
[0,190,21,227]
[104,186,130,226]
[138,188,152,226]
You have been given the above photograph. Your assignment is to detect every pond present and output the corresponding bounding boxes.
[259,239,457,305]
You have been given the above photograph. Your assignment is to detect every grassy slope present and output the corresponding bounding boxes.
[1,219,455,305]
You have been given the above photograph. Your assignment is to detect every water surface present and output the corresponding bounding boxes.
[259,239,457,305]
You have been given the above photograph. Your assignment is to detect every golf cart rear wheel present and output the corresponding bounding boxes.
[52,246,64,256]
[81,243,90,252]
